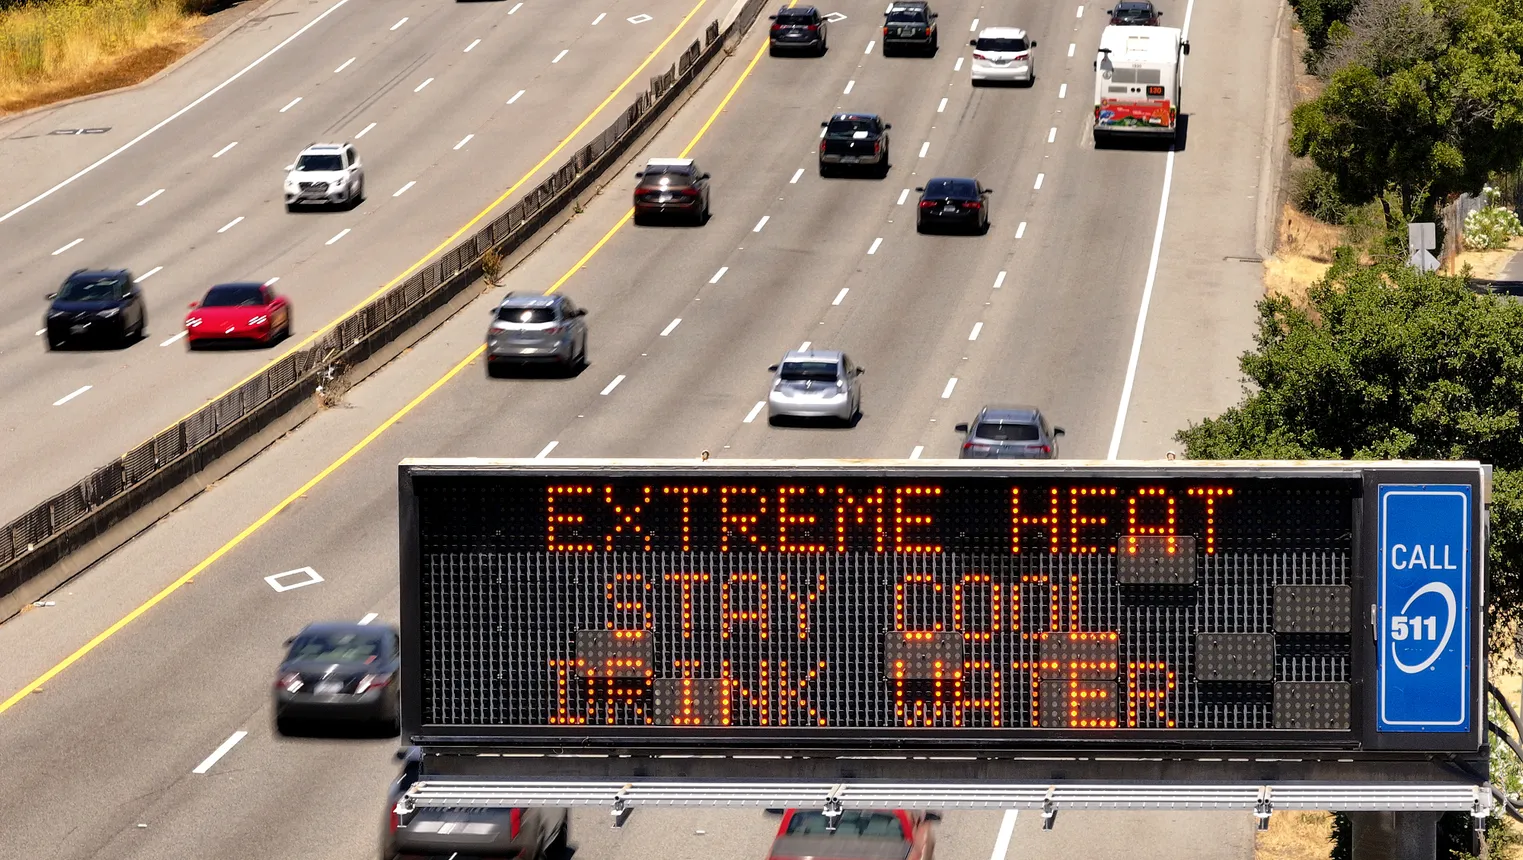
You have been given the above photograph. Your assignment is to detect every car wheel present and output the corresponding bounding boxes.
[578,336,589,371]
[818,162,831,177]
[285,202,297,213]
[486,360,504,378]
[916,218,927,234]
[817,40,827,56]
[548,813,569,859]
[769,44,779,57]
[46,336,63,351]
[877,155,890,178]
[274,715,299,736]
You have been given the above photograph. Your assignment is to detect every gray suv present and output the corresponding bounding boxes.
[382,747,569,860]
[955,405,1064,458]
[485,292,588,376]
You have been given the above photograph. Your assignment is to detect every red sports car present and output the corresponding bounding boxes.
[185,282,291,348]
[766,809,939,860]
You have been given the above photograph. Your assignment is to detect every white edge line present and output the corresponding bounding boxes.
[601,375,626,395]
[744,401,766,424]
[192,731,248,774]
[0,0,355,225]
[1107,148,1177,459]
[536,440,559,458]
[359,612,379,625]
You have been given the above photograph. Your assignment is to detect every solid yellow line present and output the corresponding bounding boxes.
[1,8,776,716]
[133,0,716,451]
[0,345,487,715]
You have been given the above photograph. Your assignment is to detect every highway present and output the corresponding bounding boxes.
[0,0,1280,858]
[0,0,722,524]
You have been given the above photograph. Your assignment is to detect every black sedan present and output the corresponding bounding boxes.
[273,621,400,735]
[914,177,991,234]
[44,268,146,349]
[1109,1,1161,25]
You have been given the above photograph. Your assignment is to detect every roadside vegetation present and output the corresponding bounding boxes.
[1188,1,1523,858]
[0,0,217,114]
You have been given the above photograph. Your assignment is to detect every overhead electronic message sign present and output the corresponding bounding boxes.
[397,460,1486,757]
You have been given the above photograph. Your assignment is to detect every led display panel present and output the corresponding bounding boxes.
[398,461,1485,754]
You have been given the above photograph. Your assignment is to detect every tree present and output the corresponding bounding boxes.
[1289,0,1523,228]
[1176,252,1523,640]
[1288,0,1359,65]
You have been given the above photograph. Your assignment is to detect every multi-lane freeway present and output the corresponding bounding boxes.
[0,0,1284,857]
[0,0,722,524]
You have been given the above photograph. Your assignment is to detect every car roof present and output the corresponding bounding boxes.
[830,112,881,122]
[1115,1,1155,9]
[780,349,845,363]
[646,157,694,167]
[976,26,1028,39]
[209,281,268,291]
[886,1,929,9]
[301,143,346,152]
[498,292,562,307]
[778,4,819,12]
[974,406,1044,423]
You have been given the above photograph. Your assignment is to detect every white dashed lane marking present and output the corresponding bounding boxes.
[601,375,625,395]
[941,378,958,399]
[334,57,355,73]
[53,385,91,406]
[279,97,301,113]
[137,189,164,206]
[744,401,766,424]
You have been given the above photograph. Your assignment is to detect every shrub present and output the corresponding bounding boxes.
[1290,163,1350,223]
[1463,185,1523,251]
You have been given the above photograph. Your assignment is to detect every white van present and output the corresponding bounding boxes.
[1092,24,1189,146]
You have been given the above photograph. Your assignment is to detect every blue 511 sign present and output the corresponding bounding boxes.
[1377,484,1472,732]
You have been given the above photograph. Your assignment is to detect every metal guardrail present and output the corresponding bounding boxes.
[396,779,1492,814]
[0,1,765,603]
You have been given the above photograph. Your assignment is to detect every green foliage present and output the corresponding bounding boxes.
[1288,0,1358,64]
[1175,256,1523,640]
[1289,0,1523,228]
[1464,185,1523,250]
[1291,162,1352,223]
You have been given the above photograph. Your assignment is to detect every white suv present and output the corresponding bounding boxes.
[969,27,1036,86]
[284,142,365,210]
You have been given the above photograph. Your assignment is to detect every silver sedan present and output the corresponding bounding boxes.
[766,349,863,425]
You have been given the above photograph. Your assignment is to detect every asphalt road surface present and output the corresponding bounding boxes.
[0,0,1283,857]
[0,0,725,524]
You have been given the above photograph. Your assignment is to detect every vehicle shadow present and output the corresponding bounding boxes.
[486,360,590,379]
[632,211,712,227]
[767,411,863,430]
[1093,113,1190,152]
[275,718,399,740]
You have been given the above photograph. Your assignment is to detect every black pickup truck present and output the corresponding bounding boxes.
[818,113,891,177]
[882,1,938,55]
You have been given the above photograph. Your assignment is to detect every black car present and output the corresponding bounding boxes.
[382,747,571,860]
[882,1,937,55]
[44,268,146,349]
[819,113,891,177]
[1109,1,1161,25]
[915,177,991,234]
[273,621,400,735]
[769,5,828,55]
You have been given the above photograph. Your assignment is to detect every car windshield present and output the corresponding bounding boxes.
[924,178,978,198]
[886,11,926,24]
[57,276,122,301]
[786,811,905,839]
[779,361,839,382]
[287,631,384,663]
[201,286,265,307]
[976,421,1040,441]
[498,306,557,324]
[644,164,693,178]
[974,37,1027,51]
[296,154,343,171]
[776,11,813,24]
[826,119,875,135]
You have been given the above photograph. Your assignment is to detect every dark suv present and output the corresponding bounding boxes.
[632,157,711,225]
[44,268,146,349]
[819,113,891,177]
[769,5,828,55]
[955,406,1065,459]
[1109,1,1161,25]
[882,1,938,55]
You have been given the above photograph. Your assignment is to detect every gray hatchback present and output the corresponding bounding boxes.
[955,405,1064,458]
[486,292,588,376]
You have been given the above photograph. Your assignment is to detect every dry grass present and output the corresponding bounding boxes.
[0,0,210,115]
[1256,811,1334,860]
[1455,235,1523,280]
[1264,204,1344,305]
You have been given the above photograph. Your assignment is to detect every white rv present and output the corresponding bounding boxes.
[1092,24,1190,146]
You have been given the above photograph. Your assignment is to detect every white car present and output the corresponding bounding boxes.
[284,142,365,210]
[766,349,863,426]
[969,27,1036,86]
